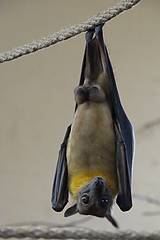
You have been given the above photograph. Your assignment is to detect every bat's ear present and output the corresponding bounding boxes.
[106,211,119,228]
[64,204,78,217]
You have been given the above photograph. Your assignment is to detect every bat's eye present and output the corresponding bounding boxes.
[100,198,108,207]
[81,194,89,204]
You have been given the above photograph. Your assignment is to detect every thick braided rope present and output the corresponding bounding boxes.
[0,226,158,239]
[0,0,142,64]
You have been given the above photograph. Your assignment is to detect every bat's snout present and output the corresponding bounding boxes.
[94,176,105,187]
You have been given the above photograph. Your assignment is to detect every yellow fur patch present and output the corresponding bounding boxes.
[69,170,118,199]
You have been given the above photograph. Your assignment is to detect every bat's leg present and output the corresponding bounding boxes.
[74,86,89,105]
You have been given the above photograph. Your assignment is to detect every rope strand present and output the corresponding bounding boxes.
[0,0,142,64]
[0,226,157,239]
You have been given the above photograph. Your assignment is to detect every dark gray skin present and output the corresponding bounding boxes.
[65,177,118,228]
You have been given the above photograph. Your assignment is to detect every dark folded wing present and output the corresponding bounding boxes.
[51,125,71,211]
[95,25,135,211]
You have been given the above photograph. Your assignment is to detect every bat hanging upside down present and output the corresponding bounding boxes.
[51,25,135,228]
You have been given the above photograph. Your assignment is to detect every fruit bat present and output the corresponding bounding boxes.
[51,25,135,228]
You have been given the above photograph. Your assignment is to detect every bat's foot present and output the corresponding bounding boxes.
[74,85,106,105]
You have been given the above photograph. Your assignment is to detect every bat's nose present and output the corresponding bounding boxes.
[94,176,104,186]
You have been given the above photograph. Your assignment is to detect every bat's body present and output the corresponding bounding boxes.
[51,26,135,228]
[67,91,118,199]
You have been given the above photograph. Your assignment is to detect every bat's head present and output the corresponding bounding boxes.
[64,176,118,228]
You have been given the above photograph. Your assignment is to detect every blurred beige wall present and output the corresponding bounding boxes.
[0,0,160,232]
